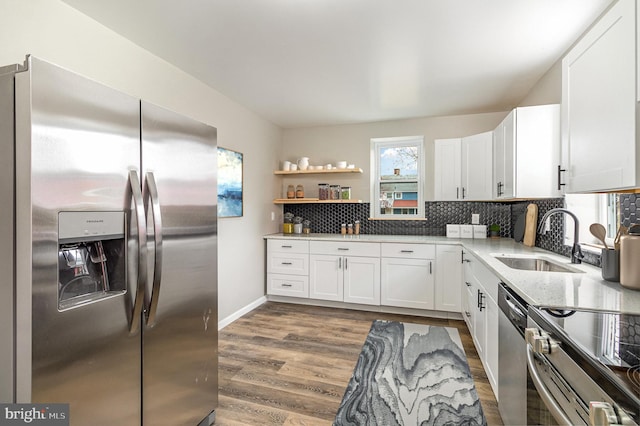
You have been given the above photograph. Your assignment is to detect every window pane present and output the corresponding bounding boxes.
[379,146,418,180]
[379,182,418,216]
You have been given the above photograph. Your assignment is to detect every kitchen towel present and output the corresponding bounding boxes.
[334,320,486,426]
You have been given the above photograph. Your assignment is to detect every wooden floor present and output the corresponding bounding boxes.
[217,302,503,425]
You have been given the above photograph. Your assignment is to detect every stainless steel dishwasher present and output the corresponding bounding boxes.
[498,282,528,426]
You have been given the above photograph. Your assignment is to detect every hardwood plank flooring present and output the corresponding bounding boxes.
[217,302,503,425]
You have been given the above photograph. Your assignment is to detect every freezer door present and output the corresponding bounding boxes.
[14,57,143,425]
[141,101,218,425]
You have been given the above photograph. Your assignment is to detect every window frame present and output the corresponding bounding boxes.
[369,136,425,220]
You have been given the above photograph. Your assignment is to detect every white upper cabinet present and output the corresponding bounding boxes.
[493,104,561,199]
[562,0,637,192]
[434,138,462,201]
[434,132,493,201]
[461,132,493,200]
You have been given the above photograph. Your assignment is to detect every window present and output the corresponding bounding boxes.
[564,193,619,251]
[370,136,425,219]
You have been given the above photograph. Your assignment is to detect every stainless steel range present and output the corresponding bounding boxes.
[526,306,640,425]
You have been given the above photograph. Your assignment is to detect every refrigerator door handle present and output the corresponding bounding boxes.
[144,171,163,327]
[129,170,148,335]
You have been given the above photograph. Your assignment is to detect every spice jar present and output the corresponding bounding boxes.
[347,224,353,235]
[302,219,311,234]
[354,220,360,235]
[286,184,295,199]
[296,184,304,198]
[341,224,347,235]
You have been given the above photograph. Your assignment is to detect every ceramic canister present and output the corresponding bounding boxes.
[620,225,640,289]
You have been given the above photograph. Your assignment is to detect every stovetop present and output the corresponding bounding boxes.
[530,306,640,416]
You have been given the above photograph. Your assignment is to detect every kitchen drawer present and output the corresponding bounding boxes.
[267,273,309,297]
[267,252,308,275]
[381,243,435,259]
[309,241,380,257]
[267,239,309,254]
[464,253,498,302]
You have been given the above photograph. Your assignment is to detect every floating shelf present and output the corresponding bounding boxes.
[273,198,363,204]
[274,168,363,175]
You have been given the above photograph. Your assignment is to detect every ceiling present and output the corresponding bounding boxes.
[61,0,613,129]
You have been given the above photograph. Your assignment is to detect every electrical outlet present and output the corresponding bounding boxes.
[471,213,480,225]
[271,211,275,221]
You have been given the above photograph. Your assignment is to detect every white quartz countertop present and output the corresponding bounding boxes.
[264,233,640,315]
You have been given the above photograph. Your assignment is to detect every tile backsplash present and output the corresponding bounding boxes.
[284,193,640,270]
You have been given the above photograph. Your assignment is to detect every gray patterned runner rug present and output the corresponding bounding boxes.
[334,320,486,426]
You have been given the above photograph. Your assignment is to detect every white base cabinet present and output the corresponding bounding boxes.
[462,250,499,398]
[435,245,462,312]
[381,243,435,310]
[267,239,309,297]
[309,241,381,305]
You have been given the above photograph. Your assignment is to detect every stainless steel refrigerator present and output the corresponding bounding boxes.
[0,56,218,425]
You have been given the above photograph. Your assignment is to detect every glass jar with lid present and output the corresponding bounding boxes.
[318,183,329,200]
[341,187,351,200]
[330,185,341,200]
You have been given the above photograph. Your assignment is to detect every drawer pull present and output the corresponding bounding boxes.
[400,250,414,253]
[281,262,293,265]
[338,248,349,251]
[281,283,292,287]
[281,245,293,248]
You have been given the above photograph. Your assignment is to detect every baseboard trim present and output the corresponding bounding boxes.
[218,296,267,330]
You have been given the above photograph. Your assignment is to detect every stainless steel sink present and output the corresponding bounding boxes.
[494,256,582,273]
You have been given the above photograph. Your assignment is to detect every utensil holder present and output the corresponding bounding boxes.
[601,248,620,282]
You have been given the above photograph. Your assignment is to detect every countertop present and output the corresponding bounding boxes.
[264,233,640,315]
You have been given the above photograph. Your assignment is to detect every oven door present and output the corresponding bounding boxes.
[526,343,588,425]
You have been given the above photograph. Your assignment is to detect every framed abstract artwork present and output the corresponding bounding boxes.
[217,147,243,218]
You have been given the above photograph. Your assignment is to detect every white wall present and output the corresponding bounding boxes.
[518,61,562,107]
[0,0,282,323]
[281,112,507,201]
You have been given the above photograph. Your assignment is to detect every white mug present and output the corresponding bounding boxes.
[282,160,291,171]
[290,164,298,171]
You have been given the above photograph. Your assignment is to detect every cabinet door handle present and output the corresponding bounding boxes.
[557,165,566,191]
[281,262,292,265]
[338,257,342,269]
[456,187,460,199]
[400,250,414,253]
[462,187,466,199]
[429,261,432,274]
[281,283,292,287]
[478,290,485,312]
[345,258,348,269]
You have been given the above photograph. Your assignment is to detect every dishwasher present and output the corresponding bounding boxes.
[497,282,528,426]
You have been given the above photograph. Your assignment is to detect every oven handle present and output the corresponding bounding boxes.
[526,344,573,426]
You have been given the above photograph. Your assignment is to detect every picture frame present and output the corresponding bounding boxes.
[217,147,243,218]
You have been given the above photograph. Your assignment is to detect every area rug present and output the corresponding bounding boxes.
[334,320,486,426]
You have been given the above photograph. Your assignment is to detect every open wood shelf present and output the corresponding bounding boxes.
[274,168,363,175]
[273,198,364,204]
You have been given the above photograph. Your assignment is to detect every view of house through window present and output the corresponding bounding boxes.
[370,136,425,219]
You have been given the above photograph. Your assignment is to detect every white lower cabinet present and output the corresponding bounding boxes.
[309,241,381,305]
[434,245,462,312]
[266,239,309,297]
[381,243,436,310]
[463,250,499,398]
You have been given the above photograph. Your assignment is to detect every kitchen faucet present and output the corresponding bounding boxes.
[537,208,584,264]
